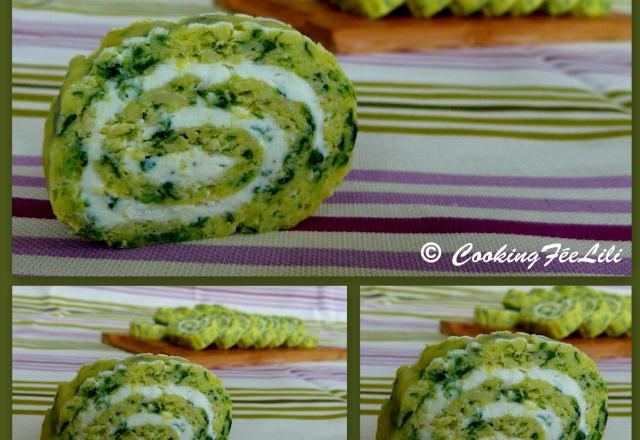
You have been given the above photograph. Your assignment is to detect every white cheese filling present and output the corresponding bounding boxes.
[81,37,325,228]
[75,384,216,439]
[419,363,588,439]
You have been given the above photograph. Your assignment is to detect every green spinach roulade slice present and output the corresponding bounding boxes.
[331,0,407,18]
[41,354,232,440]
[604,293,631,337]
[473,306,520,329]
[377,332,608,440]
[43,13,357,248]
[571,287,613,339]
[520,295,583,339]
[129,320,167,340]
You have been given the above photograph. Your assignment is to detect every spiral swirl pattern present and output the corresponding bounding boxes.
[41,354,232,440]
[43,14,357,247]
[376,332,607,440]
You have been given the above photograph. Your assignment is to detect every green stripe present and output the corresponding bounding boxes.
[353,81,600,94]
[357,90,607,103]
[358,112,631,127]
[359,101,627,113]
[11,108,48,118]
[12,72,65,82]
[12,63,67,71]
[360,124,631,141]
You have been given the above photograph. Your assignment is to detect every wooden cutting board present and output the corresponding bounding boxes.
[440,321,631,360]
[102,333,347,369]
[219,0,631,54]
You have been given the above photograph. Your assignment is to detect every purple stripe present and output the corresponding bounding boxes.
[12,155,41,166]
[11,182,630,213]
[12,166,634,189]
[346,170,632,189]
[12,237,631,275]
[11,197,632,240]
[12,175,45,187]
[327,191,630,213]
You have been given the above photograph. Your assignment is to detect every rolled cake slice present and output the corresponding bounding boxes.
[407,0,453,17]
[502,288,528,310]
[474,306,519,329]
[154,306,194,325]
[212,313,248,349]
[376,332,608,440]
[545,0,580,15]
[166,314,220,350]
[482,0,517,16]
[449,0,488,15]
[41,354,232,440]
[43,13,357,247]
[510,0,546,15]
[604,293,631,337]
[331,0,407,18]
[129,320,167,340]
[573,0,612,16]
[520,295,583,339]
[571,287,613,339]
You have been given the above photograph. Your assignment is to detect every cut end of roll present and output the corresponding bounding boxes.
[377,332,608,440]
[43,13,357,247]
[41,354,232,440]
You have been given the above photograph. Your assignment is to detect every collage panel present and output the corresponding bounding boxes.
[11,0,631,278]
[12,285,347,439]
[360,285,631,439]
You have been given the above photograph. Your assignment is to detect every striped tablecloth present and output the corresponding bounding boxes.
[12,285,347,440]
[12,1,631,276]
[359,286,632,439]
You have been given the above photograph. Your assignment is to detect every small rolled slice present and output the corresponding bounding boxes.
[153,306,194,325]
[299,335,319,348]
[520,295,582,339]
[407,0,453,17]
[283,317,307,347]
[482,0,517,15]
[212,313,249,349]
[502,288,528,310]
[572,287,613,338]
[376,332,608,439]
[236,313,266,348]
[40,354,232,440]
[545,0,580,15]
[331,0,407,18]
[129,320,167,340]
[573,0,612,17]
[254,315,278,349]
[473,306,519,329]
[166,314,220,350]
[264,317,285,348]
[510,0,545,15]
[43,14,357,247]
[604,293,631,337]
[449,0,488,15]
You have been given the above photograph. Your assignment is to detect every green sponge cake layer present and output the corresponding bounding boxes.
[377,332,608,440]
[43,13,357,247]
[331,0,407,18]
[40,354,232,440]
